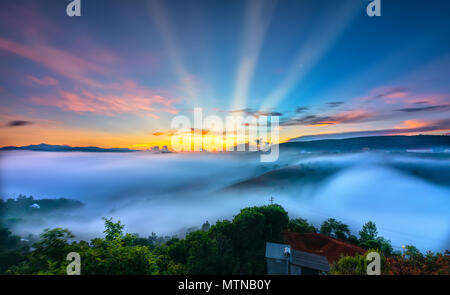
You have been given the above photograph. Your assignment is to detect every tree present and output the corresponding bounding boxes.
[320,218,350,240]
[84,238,159,275]
[358,221,393,256]
[0,226,21,251]
[201,221,211,232]
[405,245,421,260]
[208,220,234,274]
[5,228,74,274]
[287,218,317,234]
[33,228,74,261]
[227,204,289,274]
[0,226,26,273]
[185,231,220,274]
[102,217,124,241]
[359,221,378,243]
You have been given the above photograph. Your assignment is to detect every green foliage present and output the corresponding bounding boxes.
[152,244,187,274]
[405,245,421,260]
[229,204,289,274]
[0,250,24,274]
[358,221,393,256]
[330,254,366,275]
[102,217,124,241]
[80,238,159,275]
[0,226,21,251]
[287,218,317,234]
[201,221,210,232]
[5,228,74,274]
[33,228,75,260]
[3,204,289,275]
[1,204,446,275]
[359,221,378,242]
[320,218,351,240]
[330,250,388,275]
[160,204,290,275]
[0,226,28,273]
[346,235,359,245]
[5,226,161,275]
[185,231,219,274]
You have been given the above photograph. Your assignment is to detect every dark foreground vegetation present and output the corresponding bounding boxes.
[0,202,448,275]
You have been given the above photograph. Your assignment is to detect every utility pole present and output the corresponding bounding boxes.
[269,196,274,205]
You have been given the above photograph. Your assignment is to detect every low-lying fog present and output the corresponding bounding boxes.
[1,150,449,252]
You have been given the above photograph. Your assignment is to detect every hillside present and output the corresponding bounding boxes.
[282,135,450,152]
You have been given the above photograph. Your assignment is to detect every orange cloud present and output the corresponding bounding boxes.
[152,128,210,137]
[396,120,429,129]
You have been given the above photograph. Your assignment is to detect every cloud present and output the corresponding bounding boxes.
[5,120,34,127]
[295,106,309,113]
[0,37,111,88]
[281,111,374,127]
[152,130,176,136]
[395,120,428,129]
[152,128,210,137]
[0,24,179,118]
[357,86,449,107]
[30,88,179,118]
[289,118,450,141]
[327,101,344,108]
[395,104,450,113]
[227,108,283,117]
[372,86,410,100]
[28,75,58,86]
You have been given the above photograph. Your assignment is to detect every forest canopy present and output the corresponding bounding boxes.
[0,203,448,275]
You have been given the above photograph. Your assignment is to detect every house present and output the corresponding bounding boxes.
[283,232,365,264]
[29,203,40,209]
[265,242,330,275]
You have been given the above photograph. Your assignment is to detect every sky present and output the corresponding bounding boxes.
[0,0,449,149]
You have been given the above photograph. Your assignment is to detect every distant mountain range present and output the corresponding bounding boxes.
[0,143,136,152]
[1,135,449,153]
[281,135,450,152]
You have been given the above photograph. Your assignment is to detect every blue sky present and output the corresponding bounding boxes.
[0,0,449,148]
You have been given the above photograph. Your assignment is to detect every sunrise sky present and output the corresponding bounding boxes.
[0,0,449,150]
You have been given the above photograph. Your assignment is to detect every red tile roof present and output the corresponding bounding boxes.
[283,231,365,264]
